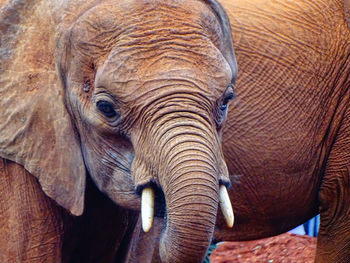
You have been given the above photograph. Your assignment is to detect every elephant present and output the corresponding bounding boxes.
[0,0,237,262]
[127,0,350,263]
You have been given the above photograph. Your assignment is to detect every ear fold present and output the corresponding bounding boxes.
[345,0,350,29]
[0,1,86,215]
[203,0,238,83]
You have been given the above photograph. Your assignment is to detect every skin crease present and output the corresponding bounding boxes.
[0,159,139,263]
[0,0,236,262]
[0,159,64,262]
[127,0,350,263]
[219,2,350,263]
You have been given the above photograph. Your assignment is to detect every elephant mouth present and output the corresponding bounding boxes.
[153,185,166,218]
[139,181,234,234]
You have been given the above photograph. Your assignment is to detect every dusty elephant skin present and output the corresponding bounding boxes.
[128,0,350,263]
[0,0,237,262]
[217,1,350,263]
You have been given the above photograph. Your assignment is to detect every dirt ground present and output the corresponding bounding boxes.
[210,233,316,263]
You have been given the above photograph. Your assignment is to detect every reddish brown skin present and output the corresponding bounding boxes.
[214,1,350,263]
[5,0,350,262]
[0,0,236,262]
[128,1,350,263]
[0,159,63,262]
[0,158,138,263]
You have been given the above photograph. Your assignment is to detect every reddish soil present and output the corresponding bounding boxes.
[210,233,316,263]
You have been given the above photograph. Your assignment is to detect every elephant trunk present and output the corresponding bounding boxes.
[132,105,233,262]
[159,150,219,263]
[157,122,225,262]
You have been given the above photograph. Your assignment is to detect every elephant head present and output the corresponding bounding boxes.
[0,0,236,262]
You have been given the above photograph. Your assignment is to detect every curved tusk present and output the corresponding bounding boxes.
[141,187,155,232]
[219,185,234,228]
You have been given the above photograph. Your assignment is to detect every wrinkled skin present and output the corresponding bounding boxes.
[128,0,350,263]
[0,0,237,262]
[218,1,350,263]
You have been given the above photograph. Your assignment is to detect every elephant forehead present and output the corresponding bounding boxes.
[66,0,232,98]
[96,37,231,87]
[69,0,226,63]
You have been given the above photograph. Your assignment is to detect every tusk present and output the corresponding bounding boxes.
[219,185,234,228]
[141,187,155,232]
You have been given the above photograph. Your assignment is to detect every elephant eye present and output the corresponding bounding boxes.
[220,84,234,111]
[96,100,117,118]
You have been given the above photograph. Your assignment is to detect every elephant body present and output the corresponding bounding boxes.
[218,2,350,263]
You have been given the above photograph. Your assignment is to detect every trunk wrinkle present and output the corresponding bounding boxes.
[160,140,218,165]
[165,151,216,169]
[170,176,217,192]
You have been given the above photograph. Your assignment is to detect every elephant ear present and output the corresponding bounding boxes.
[0,1,86,215]
[345,0,350,29]
[203,0,238,83]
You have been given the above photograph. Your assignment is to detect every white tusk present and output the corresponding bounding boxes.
[141,187,155,232]
[219,185,234,228]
